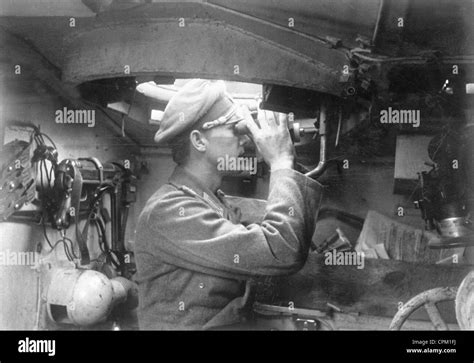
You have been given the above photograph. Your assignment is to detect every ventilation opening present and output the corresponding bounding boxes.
[49,304,69,323]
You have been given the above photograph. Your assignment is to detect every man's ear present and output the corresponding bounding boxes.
[189,130,207,152]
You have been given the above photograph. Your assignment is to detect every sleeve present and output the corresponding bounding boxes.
[139,169,323,280]
[224,195,268,225]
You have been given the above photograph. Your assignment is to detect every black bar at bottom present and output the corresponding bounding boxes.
[0,330,473,361]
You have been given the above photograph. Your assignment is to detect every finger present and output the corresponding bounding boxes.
[264,109,277,128]
[244,110,261,136]
[264,111,277,128]
[257,108,270,130]
[278,112,289,130]
[272,112,280,126]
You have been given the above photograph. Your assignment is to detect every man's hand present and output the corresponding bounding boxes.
[244,108,295,171]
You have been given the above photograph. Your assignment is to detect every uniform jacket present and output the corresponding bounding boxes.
[134,165,323,330]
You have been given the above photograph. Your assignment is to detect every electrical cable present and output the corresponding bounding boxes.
[95,221,105,253]
[63,239,72,261]
[38,132,57,150]
[62,236,78,260]
[107,250,121,269]
[31,129,78,262]
[45,238,73,261]
[32,129,63,254]
[38,157,55,249]
[97,216,109,251]
[42,221,54,249]
[30,129,129,270]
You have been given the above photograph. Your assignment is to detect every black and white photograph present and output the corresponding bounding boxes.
[0,0,473,360]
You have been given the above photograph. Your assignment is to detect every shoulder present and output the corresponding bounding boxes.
[141,183,213,219]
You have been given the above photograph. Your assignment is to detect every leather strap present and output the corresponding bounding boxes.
[69,161,90,265]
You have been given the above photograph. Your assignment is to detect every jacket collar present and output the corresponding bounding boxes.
[168,165,225,214]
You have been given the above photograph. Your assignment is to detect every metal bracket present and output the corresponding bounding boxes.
[305,104,328,179]
[293,317,319,331]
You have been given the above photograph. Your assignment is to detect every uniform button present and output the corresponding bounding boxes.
[199,283,205,289]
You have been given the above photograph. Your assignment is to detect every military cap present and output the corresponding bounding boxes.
[154,79,238,145]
